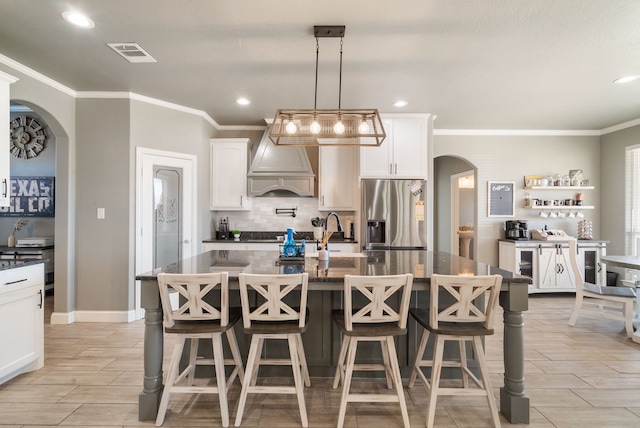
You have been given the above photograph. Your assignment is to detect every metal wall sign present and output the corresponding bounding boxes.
[0,176,55,217]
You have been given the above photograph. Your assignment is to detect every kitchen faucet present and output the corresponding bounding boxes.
[320,212,343,252]
[325,212,343,232]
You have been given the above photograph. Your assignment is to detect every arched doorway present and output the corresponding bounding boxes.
[434,155,476,258]
[9,99,74,322]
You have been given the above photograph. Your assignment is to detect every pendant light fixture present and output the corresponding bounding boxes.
[269,25,386,147]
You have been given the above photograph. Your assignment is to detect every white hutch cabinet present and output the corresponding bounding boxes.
[499,240,607,293]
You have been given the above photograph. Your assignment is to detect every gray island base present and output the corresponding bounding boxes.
[136,250,531,424]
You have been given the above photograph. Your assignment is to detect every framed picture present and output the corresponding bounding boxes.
[0,176,55,217]
[488,181,514,217]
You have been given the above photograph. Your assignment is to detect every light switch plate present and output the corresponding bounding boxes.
[97,208,105,219]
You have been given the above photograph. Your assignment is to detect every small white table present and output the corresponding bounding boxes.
[458,230,474,258]
[600,255,640,344]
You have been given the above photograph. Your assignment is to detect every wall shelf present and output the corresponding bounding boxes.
[525,205,594,210]
[524,186,594,190]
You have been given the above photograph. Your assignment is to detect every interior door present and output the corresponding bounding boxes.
[135,147,197,319]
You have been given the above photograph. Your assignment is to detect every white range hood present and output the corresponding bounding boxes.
[247,127,315,197]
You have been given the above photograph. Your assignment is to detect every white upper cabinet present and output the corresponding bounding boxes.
[0,71,19,208]
[210,138,251,210]
[319,146,358,211]
[359,115,429,179]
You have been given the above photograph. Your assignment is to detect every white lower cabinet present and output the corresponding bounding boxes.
[0,263,44,384]
[499,240,606,293]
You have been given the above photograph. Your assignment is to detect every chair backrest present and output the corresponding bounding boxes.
[157,272,229,328]
[430,274,502,330]
[343,274,414,331]
[238,273,309,329]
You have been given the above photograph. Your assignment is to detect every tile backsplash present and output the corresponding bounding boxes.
[211,197,354,237]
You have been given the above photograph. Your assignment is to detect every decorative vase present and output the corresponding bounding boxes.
[234,234,240,241]
[8,234,15,247]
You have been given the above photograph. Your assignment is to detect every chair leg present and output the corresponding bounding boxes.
[426,335,445,428]
[234,334,260,427]
[624,300,635,338]
[288,334,308,427]
[568,293,583,326]
[156,335,186,426]
[380,339,394,389]
[472,336,501,428]
[458,339,469,388]
[385,336,410,428]
[332,336,349,389]
[295,333,311,387]
[212,334,230,428]
[408,328,429,388]
[337,337,358,428]
[187,337,199,385]
[250,337,264,386]
[225,329,245,387]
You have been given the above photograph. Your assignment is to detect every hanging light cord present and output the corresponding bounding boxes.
[338,36,343,110]
[314,37,319,111]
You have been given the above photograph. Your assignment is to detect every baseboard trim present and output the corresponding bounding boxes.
[50,310,138,324]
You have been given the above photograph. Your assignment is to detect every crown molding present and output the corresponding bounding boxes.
[0,53,75,97]
[600,117,640,135]
[434,128,601,136]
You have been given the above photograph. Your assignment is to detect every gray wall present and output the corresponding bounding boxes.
[75,98,131,312]
[600,124,640,255]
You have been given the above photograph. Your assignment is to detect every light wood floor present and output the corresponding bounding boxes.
[0,293,639,427]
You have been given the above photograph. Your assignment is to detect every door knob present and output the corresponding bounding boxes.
[183,239,190,244]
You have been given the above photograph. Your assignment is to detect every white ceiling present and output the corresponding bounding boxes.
[1,0,639,130]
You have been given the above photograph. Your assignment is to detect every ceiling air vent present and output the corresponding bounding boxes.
[107,43,157,63]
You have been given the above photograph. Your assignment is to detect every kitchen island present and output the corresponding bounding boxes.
[137,250,531,424]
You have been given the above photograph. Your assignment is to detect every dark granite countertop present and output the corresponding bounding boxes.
[203,230,357,244]
[0,259,46,272]
[0,245,55,251]
[137,249,529,285]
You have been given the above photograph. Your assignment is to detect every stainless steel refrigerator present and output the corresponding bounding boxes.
[361,179,427,250]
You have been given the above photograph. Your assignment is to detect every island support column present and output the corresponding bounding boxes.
[499,281,530,424]
[138,279,164,421]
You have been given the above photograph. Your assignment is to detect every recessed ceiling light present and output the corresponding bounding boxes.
[236,98,251,106]
[613,75,640,84]
[62,11,95,29]
[393,100,408,108]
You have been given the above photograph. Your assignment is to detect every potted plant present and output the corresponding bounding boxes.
[232,229,241,240]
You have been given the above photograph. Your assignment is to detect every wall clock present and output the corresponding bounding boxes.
[9,115,47,159]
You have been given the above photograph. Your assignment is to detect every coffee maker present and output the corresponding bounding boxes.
[505,220,529,240]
